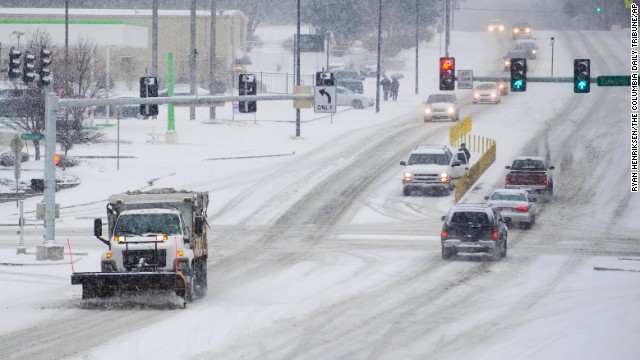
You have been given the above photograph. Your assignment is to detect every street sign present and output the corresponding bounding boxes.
[457,70,473,89]
[21,133,45,141]
[597,76,631,87]
[314,86,337,113]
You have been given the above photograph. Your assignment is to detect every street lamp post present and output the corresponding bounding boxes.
[550,37,555,78]
[10,31,25,48]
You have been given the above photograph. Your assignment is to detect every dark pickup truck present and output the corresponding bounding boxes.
[505,156,555,196]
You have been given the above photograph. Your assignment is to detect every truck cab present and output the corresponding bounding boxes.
[400,145,469,196]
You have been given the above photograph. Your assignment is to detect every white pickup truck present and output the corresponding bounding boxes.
[400,145,469,196]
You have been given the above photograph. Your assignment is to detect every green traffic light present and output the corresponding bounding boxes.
[577,79,588,90]
[596,7,601,12]
[512,79,523,89]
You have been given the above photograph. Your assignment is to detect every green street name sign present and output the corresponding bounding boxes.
[597,75,631,87]
[21,133,45,141]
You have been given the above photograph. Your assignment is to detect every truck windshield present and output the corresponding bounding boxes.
[114,213,182,236]
[408,153,449,166]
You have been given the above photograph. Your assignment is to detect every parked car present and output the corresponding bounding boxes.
[0,88,42,117]
[472,83,501,104]
[336,86,374,109]
[440,203,511,260]
[487,20,505,32]
[503,50,528,71]
[423,93,459,122]
[485,188,537,229]
[359,60,385,78]
[333,69,365,94]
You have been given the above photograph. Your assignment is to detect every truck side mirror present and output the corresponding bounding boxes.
[94,218,103,237]
[195,216,205,236]
[400,161,407,166]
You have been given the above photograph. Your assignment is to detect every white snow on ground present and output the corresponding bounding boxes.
[0,18,637,360]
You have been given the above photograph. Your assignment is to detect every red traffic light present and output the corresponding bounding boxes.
[440,58,454,71]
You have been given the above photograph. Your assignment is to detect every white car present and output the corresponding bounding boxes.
[472,83,501,104]
[423,93,459,122]
[485,188,537,229]
[336,86,374,109]
[487,20,505,32]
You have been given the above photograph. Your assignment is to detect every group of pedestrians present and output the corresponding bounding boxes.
[380,75,399,101]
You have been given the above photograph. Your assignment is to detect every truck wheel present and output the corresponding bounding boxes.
[442,247,453,260]
[403,187,411,196]
[194,258,208,298]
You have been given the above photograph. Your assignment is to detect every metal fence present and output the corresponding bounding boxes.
[228,72,315,94]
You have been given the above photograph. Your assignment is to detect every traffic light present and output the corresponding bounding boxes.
[139,76,159,116]
[510,58,527,92]
[239,73,257,113]
[8,47,21,80]
[315,71,335,86]
[439,57,455,91]
[38,48,52,87]
[22,51,36,83]
[574,59,590,93]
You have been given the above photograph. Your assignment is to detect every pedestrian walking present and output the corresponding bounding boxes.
[390,78,400,101]
[458,143,471,163]
[380,75,391,101]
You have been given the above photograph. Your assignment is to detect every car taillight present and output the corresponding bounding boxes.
[517,206,529,212]
[505,178,510,185]
[543,178,548,185]
[441,227,448,240]
[492,228,499,240]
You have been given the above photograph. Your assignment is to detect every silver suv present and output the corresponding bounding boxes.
[440,203,511,260]
[423,93,459,122]
[399,145,469,196]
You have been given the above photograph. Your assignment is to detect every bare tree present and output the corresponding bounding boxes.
[58,35,106,160]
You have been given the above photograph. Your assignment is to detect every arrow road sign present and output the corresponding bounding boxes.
[319,89,332,103]
[314,86,336,113]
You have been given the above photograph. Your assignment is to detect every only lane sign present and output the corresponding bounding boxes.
[314,86,337,113]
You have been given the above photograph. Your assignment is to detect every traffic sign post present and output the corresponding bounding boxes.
[457,70,473,89]
[10,134,23,208]
[314,86,337,113]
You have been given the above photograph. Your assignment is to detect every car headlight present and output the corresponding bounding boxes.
[424,108,432,114]
[403,172,413,181]
[491,92,497,98]
[525,28,531,33]
[513,29,519,34]
[447,107,454,114]
[532,49,537,54]
[499,25,504,31]
[504,60,510,66]
[474,92,480,98]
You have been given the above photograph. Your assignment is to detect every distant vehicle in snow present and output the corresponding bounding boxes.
[485,188,537,229]
[472,83,501,104]
[505,156,555,198]
[487,20,505,32]
[423,93,459,122]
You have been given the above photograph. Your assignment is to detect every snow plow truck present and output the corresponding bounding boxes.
[71,189,209,307]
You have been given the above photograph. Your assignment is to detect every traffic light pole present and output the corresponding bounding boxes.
[36,90,64,261]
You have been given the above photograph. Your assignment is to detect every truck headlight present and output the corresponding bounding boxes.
[424,108,431,114]
[447,107,455,114]
[403,172,413,181]
[439,173,449,182]
[114,236,126,243]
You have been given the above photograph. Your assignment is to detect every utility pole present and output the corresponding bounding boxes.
[375,0,382,113]
[209,0,217,120]
[152,0,158,78]
[415,0,419,95]
[190,0,196,121]
[295,0,301,136]
[445,0,450,57]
